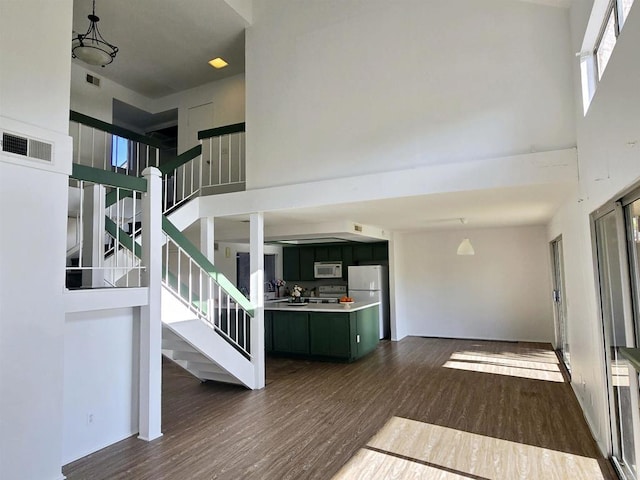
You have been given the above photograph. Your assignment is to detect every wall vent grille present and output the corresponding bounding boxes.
[29,139,53,161]
[1,132,53,162]
[2,133,28,156]
[86,73,101,87]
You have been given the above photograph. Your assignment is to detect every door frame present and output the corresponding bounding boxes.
[591,193,640,479]
[550,235,570,374]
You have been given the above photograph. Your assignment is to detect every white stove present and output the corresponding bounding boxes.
[311,285,347,303]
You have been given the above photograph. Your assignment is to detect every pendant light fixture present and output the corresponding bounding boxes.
[72,0,118,67]
[456,218,475,255]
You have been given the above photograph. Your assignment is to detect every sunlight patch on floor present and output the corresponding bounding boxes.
[442,350,565,383]
[332,417,605,480]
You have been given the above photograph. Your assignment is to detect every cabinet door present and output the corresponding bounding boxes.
[353,244,373,263]
[272,311,309,354]
[372,242,388,261]
[342,246,353,280]
[356,307,380,357]
[283,248,300,281]
[299,247,316,281]
[327,246,342,262]
[265,311,273,353]
[315,246,329,262]
[309,313,351,358]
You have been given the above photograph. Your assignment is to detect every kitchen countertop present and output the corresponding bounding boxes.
[265,299,380,313]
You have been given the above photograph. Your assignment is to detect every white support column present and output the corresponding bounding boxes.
[201,216,215,263]
[81,183,105,287]
[249,212,266,389]
[139,167,163,441]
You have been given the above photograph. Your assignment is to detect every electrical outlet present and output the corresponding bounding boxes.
[87,413,94,425]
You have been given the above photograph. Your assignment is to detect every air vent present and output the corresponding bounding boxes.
[86,73,101,87]
[1,132,53,162]
[29,139,52,161]
[2,133,27,156]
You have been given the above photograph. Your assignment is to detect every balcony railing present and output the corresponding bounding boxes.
[67,165,147,289]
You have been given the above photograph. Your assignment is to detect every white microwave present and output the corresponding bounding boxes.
[314,262,343,278]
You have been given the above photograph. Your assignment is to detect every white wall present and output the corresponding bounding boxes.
[63,308,140,464]
[393,226,554,342]
[546,0,640,455]
[0,1,72,479]
[70,63,155,123]
[155,74,246,154]
[246,0,575,189]
[70,64,245,154]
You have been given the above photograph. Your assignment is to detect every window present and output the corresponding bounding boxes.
[618,0,635,29]
[595,6,617,81]
[581,0,635,113]
[236,253,276,298]
[111,135,129,168]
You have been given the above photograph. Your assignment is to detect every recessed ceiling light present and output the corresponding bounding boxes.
[208,57,228,69]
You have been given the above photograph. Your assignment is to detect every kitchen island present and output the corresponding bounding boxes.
[264,300,380,361]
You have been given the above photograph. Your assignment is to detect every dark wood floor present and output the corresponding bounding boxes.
[63,337,617,480]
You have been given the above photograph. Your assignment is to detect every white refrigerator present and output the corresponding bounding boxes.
[348,265,389,339]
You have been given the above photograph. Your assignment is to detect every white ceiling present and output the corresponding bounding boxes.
[72,0,248,98]
[71,0,570,99]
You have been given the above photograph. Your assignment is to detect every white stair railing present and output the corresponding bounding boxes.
[200,127,246,189]
[66,170,146,289]
[69,111,161,175]
[161,123,246,213]
[162,236,251,357]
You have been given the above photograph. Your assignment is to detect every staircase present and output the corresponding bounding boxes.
[161,291,254,386]
[68,112,259,389]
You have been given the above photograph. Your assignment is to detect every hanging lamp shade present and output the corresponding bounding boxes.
[72,0,118,67]
[457,238,475,255]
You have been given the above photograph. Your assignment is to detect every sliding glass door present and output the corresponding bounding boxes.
[594,201,640,480]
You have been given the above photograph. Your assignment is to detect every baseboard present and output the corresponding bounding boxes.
[62,430,138,466]
[137,432,163,442]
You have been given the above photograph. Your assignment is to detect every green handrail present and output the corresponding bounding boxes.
[198,122,245,140]
[162,216,255,315]
[104,216,142,258]
[70,110,165,149]
[158,144,202,175]
[72,164,147,192]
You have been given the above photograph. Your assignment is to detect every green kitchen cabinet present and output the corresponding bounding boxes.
[283,248,300,281]
[353,244,373,263]
[269,306,379,361]
[372,242,389,261]
[356,307,380,357]
[272,311,309,355]
[315,246,329,261]
[265,311,273,353]
[341,246,353,279]
[309,313,351,358]
[327,246,342,261]
[315,245,342,262]
[299,247,316,281]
